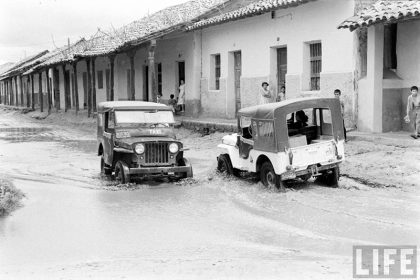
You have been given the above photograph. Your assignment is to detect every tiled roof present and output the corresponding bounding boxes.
[0,63,15,75]
[0,50,48,79]
[187,0,316,30]
[76,0,227,57]
[338,0,420,31]
[36,38,88,68]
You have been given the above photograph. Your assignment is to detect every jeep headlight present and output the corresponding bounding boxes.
[169,143,179,153]
[134,143,145,154]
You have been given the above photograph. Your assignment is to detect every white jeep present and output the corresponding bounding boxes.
[217,97,345,190]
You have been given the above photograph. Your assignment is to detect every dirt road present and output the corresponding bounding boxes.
[0,108,418,279]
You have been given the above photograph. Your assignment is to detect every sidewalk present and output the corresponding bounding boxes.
[348,130,419,147]
[3,105,418,146]
[175,116,237,132]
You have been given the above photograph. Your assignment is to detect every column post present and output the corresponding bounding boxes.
[148,40,157,102]
[46,68,52,114]
[127,49,137,100]
[86,58,92,117]
[92,57,97,112]
[109,55,115,101]
[31,74,35,110]
[365,24,384,133]
[38,72,43,112]
[72,61,79,113]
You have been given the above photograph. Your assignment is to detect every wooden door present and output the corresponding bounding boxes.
[277,47,287,90]
[234,51,242,114]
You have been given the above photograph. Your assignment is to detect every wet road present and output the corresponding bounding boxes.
[0,111,419,279]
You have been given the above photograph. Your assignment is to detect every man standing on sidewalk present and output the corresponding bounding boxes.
[404,86,420,139]
[334,89,347,141]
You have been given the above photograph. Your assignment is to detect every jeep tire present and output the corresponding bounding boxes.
[260,161,285,191]
[324,166,340,188]
[115,160,130,184]
[177,158,193,179]
[217,154,239,176]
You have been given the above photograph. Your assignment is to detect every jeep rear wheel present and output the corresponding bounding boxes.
[324,166,340,188]
[101,156,112,175]
[260,161,285,191]
[115,160,130,184]
[217,154,239,176]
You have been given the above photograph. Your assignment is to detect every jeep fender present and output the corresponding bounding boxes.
[249,150,289,175]
[217,143,241,167]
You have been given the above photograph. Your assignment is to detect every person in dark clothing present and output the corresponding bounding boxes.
[334,89,347,141]
[295,110,308,128]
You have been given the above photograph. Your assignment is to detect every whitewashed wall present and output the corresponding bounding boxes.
[198,0,355,118]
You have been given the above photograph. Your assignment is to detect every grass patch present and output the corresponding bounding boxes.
[0,178,24,216]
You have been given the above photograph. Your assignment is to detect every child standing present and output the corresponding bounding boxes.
[168,94,177,113]
[404,86,420,139]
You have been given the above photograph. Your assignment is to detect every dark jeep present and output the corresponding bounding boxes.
[97,101,193,183]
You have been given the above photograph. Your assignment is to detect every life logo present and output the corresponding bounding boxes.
[353,245,417,278]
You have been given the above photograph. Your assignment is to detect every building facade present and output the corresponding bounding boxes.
[2,0,419,133]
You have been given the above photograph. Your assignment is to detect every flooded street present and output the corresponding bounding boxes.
[0,110,419,279]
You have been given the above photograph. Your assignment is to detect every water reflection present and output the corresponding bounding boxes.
[0,127,53,142]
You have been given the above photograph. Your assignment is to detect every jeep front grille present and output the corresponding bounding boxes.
[144,142,169,165]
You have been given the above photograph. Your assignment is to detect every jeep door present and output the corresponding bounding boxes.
[238,116,254,159]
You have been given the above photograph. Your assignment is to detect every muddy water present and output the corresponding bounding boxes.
[0,124,419,279]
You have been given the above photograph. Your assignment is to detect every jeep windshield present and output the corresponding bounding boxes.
[114,110,175,127]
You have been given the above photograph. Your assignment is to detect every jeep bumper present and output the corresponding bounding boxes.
[127,165,193,176]
[281,162,341,180]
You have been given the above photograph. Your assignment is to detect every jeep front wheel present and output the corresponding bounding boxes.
[217,154,239,176]
[115,160,130,184]
[260,161,285,191]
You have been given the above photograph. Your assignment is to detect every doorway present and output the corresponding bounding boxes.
[177,61,185,86]
[277,47,287,91]
[233,51,241,114]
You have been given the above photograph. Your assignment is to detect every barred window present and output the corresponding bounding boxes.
[310,42,322,91]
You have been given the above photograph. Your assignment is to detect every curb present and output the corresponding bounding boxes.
[180,119,237,133]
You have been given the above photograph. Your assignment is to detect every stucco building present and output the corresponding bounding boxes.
[339,0,420,133]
